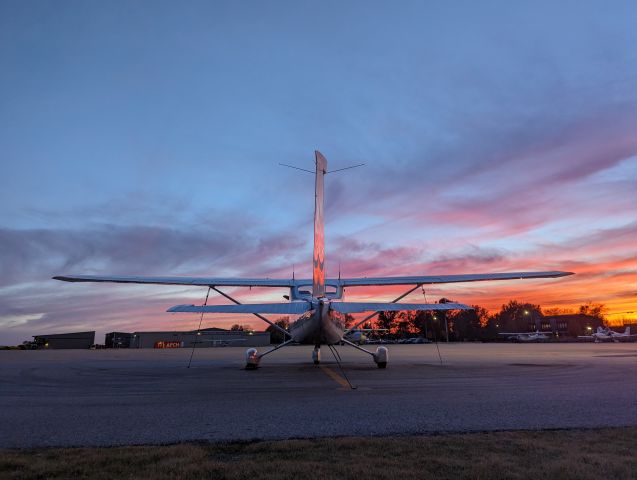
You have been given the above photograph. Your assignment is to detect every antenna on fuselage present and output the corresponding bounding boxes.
[279,162,365,175]
[326,163,365,174]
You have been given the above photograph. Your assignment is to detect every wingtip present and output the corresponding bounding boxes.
[167,304,193,313]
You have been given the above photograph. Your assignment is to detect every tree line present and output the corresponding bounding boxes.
[231,300,607,342]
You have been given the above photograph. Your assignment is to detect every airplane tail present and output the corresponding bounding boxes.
[625,326,630,335]
[313,151,327,297]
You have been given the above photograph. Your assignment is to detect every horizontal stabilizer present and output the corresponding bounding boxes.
[330,302,472,314]
[167,302,312,314]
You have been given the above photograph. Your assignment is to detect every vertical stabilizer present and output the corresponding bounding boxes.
[313,151,327,297]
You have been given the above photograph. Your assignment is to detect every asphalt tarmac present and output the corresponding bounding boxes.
[1,343,636,448]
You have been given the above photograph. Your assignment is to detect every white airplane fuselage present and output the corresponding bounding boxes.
[511,332,550,342]
[288,299,345,345]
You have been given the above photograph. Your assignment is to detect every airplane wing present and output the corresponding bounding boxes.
[330,302,471,314]
[338,271,573,287]
[167,302,311,314]
[53,275,295,288]
[53,271,573,288]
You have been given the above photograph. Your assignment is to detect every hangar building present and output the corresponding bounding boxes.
[32,331,95,349]
[106,328,270,348]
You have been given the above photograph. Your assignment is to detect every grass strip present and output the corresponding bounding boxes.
[1,427,636,479]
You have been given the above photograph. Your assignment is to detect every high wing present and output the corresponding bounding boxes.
[337,271,573,287]
[330,302,471,314]
[54,271,572,288]
[168,302,311,314]
[53,275,295,288]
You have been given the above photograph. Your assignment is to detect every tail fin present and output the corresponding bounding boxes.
[625,327,630,335]
[313,151,327,297]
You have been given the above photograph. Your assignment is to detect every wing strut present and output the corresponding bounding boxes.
[210,286,290,338]
[348,283,424,331]
[188,287,211,368]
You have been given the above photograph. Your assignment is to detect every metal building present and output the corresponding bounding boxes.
[107,328,270,348]
[32,331,95,349]
[105,332,132,348]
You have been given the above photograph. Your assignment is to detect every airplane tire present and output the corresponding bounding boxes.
[245,363,258,370]
[314,360,320,365]
[377,362,387,369]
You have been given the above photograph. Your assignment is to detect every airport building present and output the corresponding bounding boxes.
[536,314,603,337]
[32,331,95,349]
[106,327,270,348]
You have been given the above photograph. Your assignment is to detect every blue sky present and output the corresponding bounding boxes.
[2,1,637,345]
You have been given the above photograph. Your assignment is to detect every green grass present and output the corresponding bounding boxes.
[2,428,636,479]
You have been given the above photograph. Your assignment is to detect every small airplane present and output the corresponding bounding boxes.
[578,326,636,343]
[54,151,573,369]
[344,328,388,345]
[498,329,552,342]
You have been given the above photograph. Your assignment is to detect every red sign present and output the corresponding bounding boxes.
[154,341,182,349]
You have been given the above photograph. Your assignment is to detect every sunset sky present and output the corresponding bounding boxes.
[1,1,637,345]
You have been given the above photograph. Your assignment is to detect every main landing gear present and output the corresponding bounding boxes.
[340,338,389,369]
[245,348,259,370]
[374,346,388,369]
[244,339,295,370]
[244,342,388,369]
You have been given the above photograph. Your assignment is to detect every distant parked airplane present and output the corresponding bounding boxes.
[578,326,636,343]
[344,328,388,345]
[54,151,573,369]
[498,329,552,342]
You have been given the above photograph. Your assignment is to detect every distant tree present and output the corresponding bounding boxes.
[395,316,412,338]
[411,311,428,337]
[376,311,398,334]
[342,314,356,329]
[450,305,490,341]
[266,317,290,344]
[230,324,244,331]
[473,305,490,328]
[578,302,607,322]
[488,300,543,334]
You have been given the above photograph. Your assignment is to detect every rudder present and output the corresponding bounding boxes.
[313,151,327,297]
